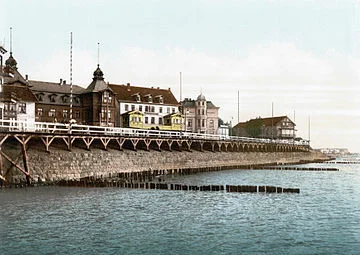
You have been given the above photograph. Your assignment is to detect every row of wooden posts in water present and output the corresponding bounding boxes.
[57,179,300,194]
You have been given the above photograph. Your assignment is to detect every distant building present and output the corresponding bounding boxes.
[233,116,296,139]
[181,94,219,134]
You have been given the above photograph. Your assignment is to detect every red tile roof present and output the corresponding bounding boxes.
[109,83,179,105]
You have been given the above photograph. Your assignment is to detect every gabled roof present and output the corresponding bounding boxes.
[121,110,144,116]
[109,83,179,105]
[234,116,294,129]
[163,112,183,118]
[28,80,86,94]
[2,84,37,102]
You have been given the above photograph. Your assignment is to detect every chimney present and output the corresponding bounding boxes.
[60,78,63,85]
[157,87,160,89]
[63,80,66,85]
[168,87,171,91]
[127,83,130,86]
[25,74,28,80]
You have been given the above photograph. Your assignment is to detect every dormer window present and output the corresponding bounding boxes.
[36,93,44,101]
[132,93,141,102]
[49,94,57,102]
[74,96,80,104]
[155,95,164,104]
[145,94,152,103]
[62,95,69,103]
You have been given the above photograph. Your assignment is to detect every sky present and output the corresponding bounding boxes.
[1,0,360,152]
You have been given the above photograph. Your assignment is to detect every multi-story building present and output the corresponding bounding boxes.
[233,116,296,139]
[109,83,182,130]
[1,48,183,130]
[181,94,219,134]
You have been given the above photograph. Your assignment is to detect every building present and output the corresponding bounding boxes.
[233,116,296,139]
[181,94,219,134]
[1,48,183,130]
[0,51,37,124]
[109,83,182,130]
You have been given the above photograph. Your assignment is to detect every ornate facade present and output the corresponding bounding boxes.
[181,94,219,134]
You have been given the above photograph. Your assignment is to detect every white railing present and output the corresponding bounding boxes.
[0,119,309,146]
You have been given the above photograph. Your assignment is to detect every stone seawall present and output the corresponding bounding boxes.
[4,142,329,184]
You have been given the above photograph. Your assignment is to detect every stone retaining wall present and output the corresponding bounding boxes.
[4,143,329,183]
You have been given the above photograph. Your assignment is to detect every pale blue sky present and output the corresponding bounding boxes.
[1,0,360,152]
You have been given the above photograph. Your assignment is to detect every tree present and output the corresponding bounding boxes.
[218,117,225,127]
[245,117,263,138]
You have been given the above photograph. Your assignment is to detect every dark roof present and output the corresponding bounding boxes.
[181,99,219,109]
[85,65,110,92]
[234,116,294,129]
[109,84,179,105]
[207,101,218,109]
[2,84,37,102]
[28,80,86,94]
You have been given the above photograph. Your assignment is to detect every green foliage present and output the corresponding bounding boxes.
[218,118,224,127]
[245,117,263,138]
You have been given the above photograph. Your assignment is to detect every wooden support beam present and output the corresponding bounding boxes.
[155,140,162,151]
[130,138,139,151]
[21,143,31,185]
[14,135,32,145]
[40,136,56,152]
[0,150,32,179]
[100,137,111,150]
[167,139,173,151]
[116,137,125,150]
[0,146,4,183]
[144,139,151,151]
[211,142,215,152]
[82,137,95,150]
[0,135,9,146]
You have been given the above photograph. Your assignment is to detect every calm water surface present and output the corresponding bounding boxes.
[1,161,360,255]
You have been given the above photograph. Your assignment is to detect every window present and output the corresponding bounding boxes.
[151,106,155,112]
[131,105,135,111]
[103,91,112,103]
[18,103,26,114]
[202,119,205,127]
[159,107,163,113]
[125,104,129,111]
[139,105,143,112]
[49,94,56,102]
[197,119,200,127]
[75,111,80,119]
[198,109,200,115]
[172,108,176,113]
[151,117,155,124]
[136,94,141,102]
[145,117,148,124]
[148,95,152,103]
[74,97,80,104]
[37,108,43,116]
[49,109,56,117]
[145,106,149,112]
[159,118,163,125]
[63,110,68,118]
[202,109,205,115]
[167,107,170,113]
[187,120,192,127]
[210,120,214,128]
[36,94,43,101]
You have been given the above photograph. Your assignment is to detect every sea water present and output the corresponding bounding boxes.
[1,161,360,255]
